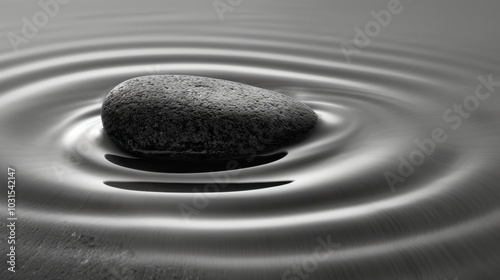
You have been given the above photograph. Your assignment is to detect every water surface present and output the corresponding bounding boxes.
[1,1,500,279]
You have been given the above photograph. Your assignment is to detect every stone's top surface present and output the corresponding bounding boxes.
[101,75,317,160]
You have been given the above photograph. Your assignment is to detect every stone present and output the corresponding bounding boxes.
[101,75,317,160]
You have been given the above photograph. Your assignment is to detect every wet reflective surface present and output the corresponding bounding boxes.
[1,0,499,279]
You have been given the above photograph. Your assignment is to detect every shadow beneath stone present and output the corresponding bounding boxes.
[104,181,293,193]
[104,152,287,173]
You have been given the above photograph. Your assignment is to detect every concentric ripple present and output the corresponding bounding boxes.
[1,5,500,280]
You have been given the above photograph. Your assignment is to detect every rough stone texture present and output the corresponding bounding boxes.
[101,75,317,160]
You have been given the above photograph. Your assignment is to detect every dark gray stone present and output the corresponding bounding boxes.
[101,75,317,160]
